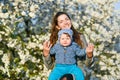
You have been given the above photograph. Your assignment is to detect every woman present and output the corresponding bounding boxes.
[43,12,94,80]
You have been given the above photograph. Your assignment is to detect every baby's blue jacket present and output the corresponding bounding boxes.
[50,42,86,64]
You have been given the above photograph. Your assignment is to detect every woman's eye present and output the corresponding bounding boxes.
[66,18,69,20]
[60,22,63,23]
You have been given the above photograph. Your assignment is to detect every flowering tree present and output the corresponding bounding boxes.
[77,0,120,79]
[0,0,120,80]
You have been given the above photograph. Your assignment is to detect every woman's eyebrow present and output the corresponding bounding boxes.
[58,20,63,22]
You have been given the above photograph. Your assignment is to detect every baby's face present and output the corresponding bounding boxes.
[60,33,71,47]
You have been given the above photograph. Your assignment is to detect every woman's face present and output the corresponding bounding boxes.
[57,14,72,30]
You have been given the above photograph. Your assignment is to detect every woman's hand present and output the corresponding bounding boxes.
[86,43,94,58]
[43,41,52,57]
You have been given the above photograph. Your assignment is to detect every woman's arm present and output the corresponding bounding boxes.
[43,54,54,69]
[43,41,54,69]
[78,34,95,79]
[79,34,94,67]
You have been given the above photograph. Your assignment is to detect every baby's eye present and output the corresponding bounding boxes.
[67,38,70,40]
[61,38,65,40]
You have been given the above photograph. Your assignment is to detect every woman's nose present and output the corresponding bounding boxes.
[64,21,68,25]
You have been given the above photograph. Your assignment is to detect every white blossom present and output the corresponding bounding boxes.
[26,42,37,49]
[30,4,39,12]
[21,11,27,16]
[29,12,36,18]
[7,39,17,48]
[100,65,107,70]
[0,50,3,55]
[0,13,9,19]
[1,54,10,66]
[77,0,89,4]
[99,61,106,66]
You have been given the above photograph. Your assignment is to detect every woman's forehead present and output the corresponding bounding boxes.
[57,14,68,21]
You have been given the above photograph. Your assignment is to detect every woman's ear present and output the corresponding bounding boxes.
[56,26,60,30]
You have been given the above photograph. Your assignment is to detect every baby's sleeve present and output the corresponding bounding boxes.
[75,44,86,56]
[50,46,56,55]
